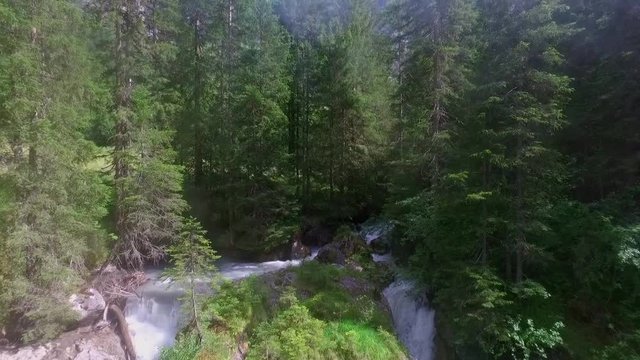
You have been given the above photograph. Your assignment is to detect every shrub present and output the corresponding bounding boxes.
[160,334,200,360]
[247,291,329,360]
[294,261,342,292]
[204,277,268,337]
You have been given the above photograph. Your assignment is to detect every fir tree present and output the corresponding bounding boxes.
[0,0,109,341]
[105,0,187,269]
[164,216,219,340]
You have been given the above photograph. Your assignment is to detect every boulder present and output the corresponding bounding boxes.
[0,325,125,360]
[69,289,106,325]
[359,218,394,255]
[315,243,346,265]
[334,226,369,258]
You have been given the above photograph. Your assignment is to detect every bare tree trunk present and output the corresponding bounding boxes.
[429,0,449,185]
[190,274,203,341]
[481,160,488,265]
[109,304,136,360]
[114,2,133,269]
[515,133,525,283]
[193,16,204,185]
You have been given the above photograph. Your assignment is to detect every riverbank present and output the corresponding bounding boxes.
[161,259,406,360]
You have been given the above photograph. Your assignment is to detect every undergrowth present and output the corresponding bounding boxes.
[162,261,406,360]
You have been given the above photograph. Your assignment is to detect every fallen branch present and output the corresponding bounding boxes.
[108,304,136,360]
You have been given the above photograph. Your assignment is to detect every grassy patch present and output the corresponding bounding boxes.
[85,146,113,173]
[325,320,407,360]
[294,261,345,292]
[163,262,405,359]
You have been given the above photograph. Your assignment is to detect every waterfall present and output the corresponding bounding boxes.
[361,218,437,359]
[124,258,308,360]
[360,217,394,246]
[383,281,436,360]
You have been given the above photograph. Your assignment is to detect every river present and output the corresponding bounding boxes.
[124,258,309,360]
[125,222,436,360]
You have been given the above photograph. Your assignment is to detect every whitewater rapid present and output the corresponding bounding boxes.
[383,281,436,360]
[125,219,437,360]
[124,258,309,360]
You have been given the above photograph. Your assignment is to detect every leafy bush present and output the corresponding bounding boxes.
[493,318,564,360]
[204,277,268,337]
[247,291,329,360]
[594,331,640,360]
[160,334,201,360]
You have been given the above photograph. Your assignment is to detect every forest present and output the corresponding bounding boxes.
[0,0,639,359]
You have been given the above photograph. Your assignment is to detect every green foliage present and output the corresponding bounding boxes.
[295,261,393,330]
[160,333,201,360]
[294,261,343,292]
[247,292,328,360]
[495,318,564,360]
[204,277,269,338]
[595,330,640,360]
[325,321,407,360]
[165,217,219,335]
[0,0,110,341]
[0,0,639,354]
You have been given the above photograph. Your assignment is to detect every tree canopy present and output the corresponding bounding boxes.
[0,0,639,358]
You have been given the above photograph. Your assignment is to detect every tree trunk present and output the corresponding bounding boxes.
[109,304,136,360]
[114,1,135,269]
[515,131,525,283]
[193,16,204,185]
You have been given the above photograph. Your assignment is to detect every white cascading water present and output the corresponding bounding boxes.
[360,218,394,246]
[124,258,308,360]
[125,220,436,360]
[383,281,436,360]
[362,219,436,360]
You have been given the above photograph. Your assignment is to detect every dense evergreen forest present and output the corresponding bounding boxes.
[0,0,639,358]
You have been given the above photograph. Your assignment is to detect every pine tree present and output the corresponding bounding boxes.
[476,0,573,283]
[164,217,219,340]
[387,0,477,187]
[0,0,109,341]
[104,0,187,269]
[192,0,293,252]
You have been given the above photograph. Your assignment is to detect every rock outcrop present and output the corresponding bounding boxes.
[316,243,346,265]
[0,325,126,360]
[69,289,106,327]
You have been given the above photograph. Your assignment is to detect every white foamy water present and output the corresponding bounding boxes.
[372,253,393,263]
[383,280,436,360]
[124,258,309,360]
[360,218,394,245]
